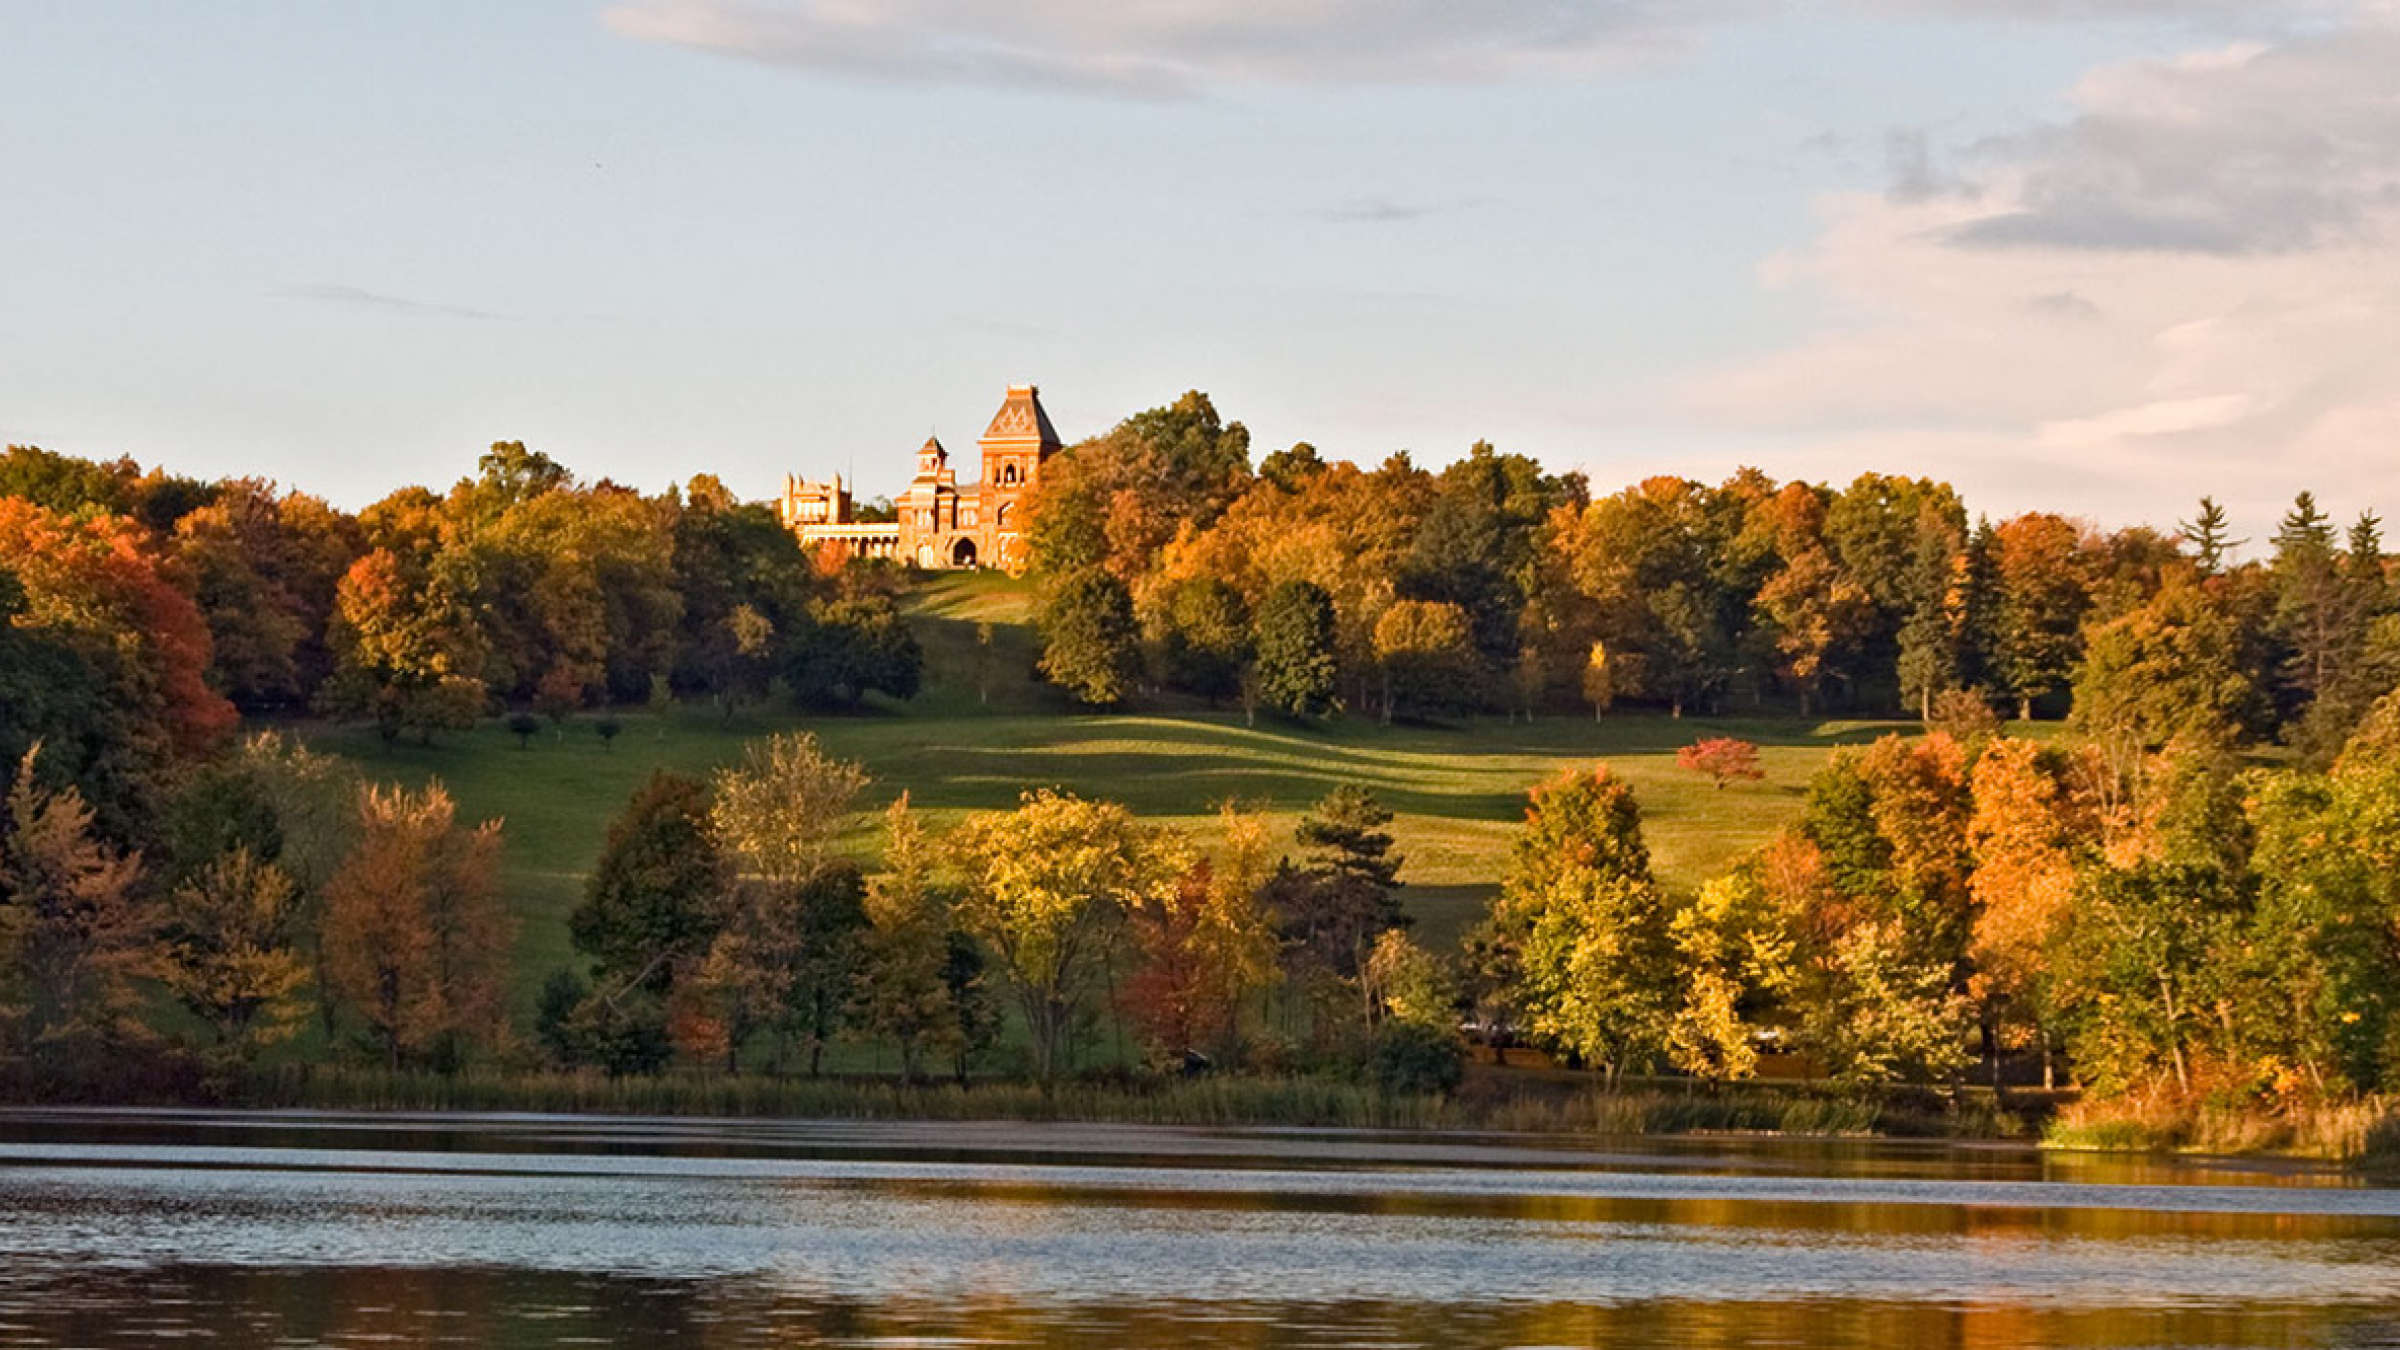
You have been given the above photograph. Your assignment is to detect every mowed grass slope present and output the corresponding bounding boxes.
[304,572,1904,1015]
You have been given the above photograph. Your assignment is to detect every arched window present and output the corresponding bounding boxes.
[997,503,1013,530]
[1000,462,1020,486]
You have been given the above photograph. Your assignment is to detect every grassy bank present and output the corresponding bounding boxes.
[232,1063,2033,1141]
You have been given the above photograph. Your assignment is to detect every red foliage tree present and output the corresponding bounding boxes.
[1677,737,1765,790]
[0,498,236,758]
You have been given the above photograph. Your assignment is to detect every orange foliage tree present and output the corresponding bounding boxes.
[321,783,511,1070]
[0,498,236,761]
[0,747,157,1088]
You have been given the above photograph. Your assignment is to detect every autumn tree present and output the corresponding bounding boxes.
[1756,545,1874,715]
[691,733,869,1072]
[237,732,359,1036]
[1965,738,2091,1085]
[1677,737,1764,790]
[321,782,511,1071]
[160,848,312,1079]
[1662,865,1804,1085]
[318,548,488,745]
[710,732,868,890]
[0,749,156,1090]
[949,790,1185,1082]
[1025,391,1253,582]
[1372,598,1482,722]
[1361,928,1454,1033]
[1120,807,1279,1065]
[1990,513,2092,720]
[0,500,237,835]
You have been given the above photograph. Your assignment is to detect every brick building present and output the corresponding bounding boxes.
[776,383,1063,570]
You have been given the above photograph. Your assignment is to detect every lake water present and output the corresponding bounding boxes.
[2,1110,2398,1347]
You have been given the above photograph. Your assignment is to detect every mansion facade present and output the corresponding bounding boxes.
[775,383,1063,570]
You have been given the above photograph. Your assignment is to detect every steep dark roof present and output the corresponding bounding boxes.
[982,384,1062,448]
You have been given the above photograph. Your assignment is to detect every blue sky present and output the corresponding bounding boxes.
[4,2,2393,539]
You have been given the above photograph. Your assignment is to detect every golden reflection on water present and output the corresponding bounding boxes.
[3,1112,2400,1349]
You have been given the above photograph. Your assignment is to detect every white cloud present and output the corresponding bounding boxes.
[602,0,2363,96]
[1944,27,2400,254]
[1672,15,2400,527]
[600,0,1724,96]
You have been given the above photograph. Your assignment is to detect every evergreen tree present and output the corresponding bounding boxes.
[2178,496,2243,577]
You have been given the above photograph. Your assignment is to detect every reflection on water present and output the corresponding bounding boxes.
[0,1111,2397,1348]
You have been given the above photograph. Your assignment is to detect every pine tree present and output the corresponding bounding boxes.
[2178,496,2243,577]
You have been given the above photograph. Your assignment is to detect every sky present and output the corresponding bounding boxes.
[3,1,2395,540]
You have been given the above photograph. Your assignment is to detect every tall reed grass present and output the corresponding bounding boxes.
[2046,1092,2400,1162]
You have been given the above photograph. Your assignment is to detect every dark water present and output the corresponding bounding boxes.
[2,1111,2399,1347]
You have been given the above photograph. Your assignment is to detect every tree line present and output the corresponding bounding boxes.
[0,441,921,849]
[1024,395,2394,768]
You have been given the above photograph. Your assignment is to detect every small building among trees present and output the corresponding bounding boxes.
[777,383,1062,570]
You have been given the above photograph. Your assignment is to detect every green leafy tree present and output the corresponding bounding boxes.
[1252,580,1340,718]
[1804,918,1972,1086]
[1488,767,1671,1083]
[570,771,726,1010]
[2049,859,2244,1093]
[2072,582,2251,774]
[1267,786,1408,1018]
[786,593,923,710]
[1037,568,1142,707]
[1155,578,1252,703]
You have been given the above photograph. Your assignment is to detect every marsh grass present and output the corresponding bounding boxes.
[2047,1093,2400,1162]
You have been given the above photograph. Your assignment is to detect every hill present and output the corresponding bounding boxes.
[304,572,1906,1015]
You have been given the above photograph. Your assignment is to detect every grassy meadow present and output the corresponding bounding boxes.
[301,572,1910,1018]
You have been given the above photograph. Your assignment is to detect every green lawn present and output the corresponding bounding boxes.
[302,573,1911,1017]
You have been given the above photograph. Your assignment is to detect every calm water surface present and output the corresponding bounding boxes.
[1,1109,2397,1347]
